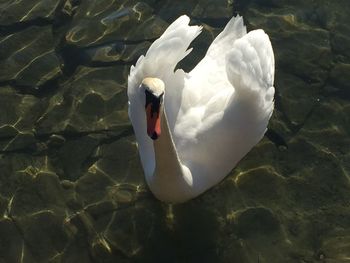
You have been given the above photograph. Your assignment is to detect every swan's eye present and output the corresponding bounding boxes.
[145,89,163,114]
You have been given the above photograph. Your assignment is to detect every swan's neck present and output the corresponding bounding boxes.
[149,107,193,202]
[153,108,183,179]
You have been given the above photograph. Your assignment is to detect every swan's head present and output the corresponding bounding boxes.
[140,78,165,140]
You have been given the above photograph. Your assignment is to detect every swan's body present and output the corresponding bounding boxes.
[127,15,275,203]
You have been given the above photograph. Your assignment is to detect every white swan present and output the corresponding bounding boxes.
[127,15,275,203]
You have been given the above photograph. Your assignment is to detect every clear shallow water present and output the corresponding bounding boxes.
[0,0,350,262]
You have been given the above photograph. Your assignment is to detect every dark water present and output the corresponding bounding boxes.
[0,0,350,262]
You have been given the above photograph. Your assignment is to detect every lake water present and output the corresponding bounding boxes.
[0,0,350,262]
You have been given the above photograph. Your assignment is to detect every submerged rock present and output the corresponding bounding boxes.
[65,2,168,47]
[0,26,61,87]
[35,66,129,136]
[0,0,60,26]
[0,218,36,262]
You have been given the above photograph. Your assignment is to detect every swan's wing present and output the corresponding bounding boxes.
[174,18,275,189]
[128,15,201,97]
[173,15,248,144]
[127,15,201,177]
[222,28,275,153]
[226,29,275,108]
[190,15,247,82]
[223,29,275,142]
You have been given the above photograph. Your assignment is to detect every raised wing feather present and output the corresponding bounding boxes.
[173,15,248,144]
[128,15,201,97]
[226,29,275,117]
[173,18,275,188]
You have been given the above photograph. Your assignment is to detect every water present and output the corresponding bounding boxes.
[0,0,349,262]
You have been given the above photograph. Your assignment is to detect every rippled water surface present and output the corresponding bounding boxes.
[0,0,350,262]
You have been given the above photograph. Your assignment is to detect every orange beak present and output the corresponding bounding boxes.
[146,104,161,140]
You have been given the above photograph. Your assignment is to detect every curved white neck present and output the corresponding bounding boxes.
[147,106,194,203]
[153,109,182,179]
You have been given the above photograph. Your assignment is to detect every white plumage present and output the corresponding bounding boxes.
[128,15,275,203]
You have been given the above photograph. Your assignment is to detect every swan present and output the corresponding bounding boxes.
[127,15,275,203]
